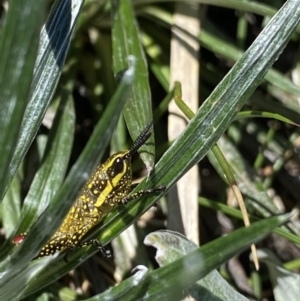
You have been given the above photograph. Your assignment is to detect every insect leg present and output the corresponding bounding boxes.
[122,184,166,205]
[78,239,111,258]
[63,242,108,263]
[129,183,160,207]
[64,239,111,262]
[62,223,111,260]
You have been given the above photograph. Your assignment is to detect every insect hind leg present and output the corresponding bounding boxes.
[63,240,110,262]
[78,239,111,258]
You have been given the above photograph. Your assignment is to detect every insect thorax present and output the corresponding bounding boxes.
[88,150,133,206]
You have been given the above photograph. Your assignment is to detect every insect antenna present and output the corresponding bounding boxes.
[126,121,153,158]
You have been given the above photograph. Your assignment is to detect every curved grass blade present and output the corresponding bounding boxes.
[236,110,299,126]
[0,94,75,299]
[0,0,47,201]
[1,170,22,238]
[199,29,300,108]
[17,94,75,232]
[111,0,155,169]
[134,0,277,18]
[255,249,300,301]
[208,135,282,216]
[0,93,75,262]
[1,0,85,202]
[199,196,300,246]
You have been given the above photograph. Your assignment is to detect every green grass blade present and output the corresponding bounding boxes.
[199,29,300,107]
[236,110,299,126]
[17,95,75,231]
[111,0,155,168]
[209,135,280,216]
[0,0,47,200]
[1,171,22,238]
[134,0,277,18]
[0,0,85,201]
[0,94,75,299]
[198,197,300,245]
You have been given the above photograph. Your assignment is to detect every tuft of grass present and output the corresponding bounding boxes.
[0,0,300,300]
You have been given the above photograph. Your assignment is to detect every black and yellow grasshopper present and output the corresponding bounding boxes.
[13,122,165,260]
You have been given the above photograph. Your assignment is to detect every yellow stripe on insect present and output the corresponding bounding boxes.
[94,181,116,208]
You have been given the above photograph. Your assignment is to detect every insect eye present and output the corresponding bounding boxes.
[113,157,124,174]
